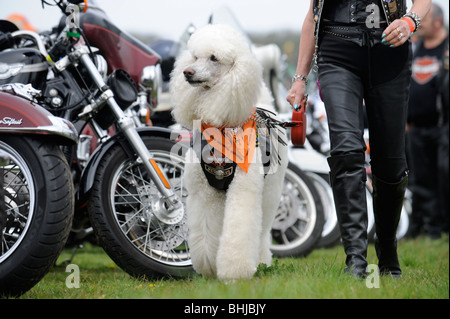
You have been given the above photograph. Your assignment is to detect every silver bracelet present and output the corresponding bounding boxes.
[403,12,421,32]
[292,74,308,85]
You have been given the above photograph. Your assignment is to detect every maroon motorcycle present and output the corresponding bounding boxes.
[0,83,77,297]
[0,0,192,297]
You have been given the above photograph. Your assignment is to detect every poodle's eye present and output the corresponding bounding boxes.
[193,56,198,61]
[210,55,218,62]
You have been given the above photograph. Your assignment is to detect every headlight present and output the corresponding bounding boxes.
[94,54,108,81]
[140,64,162,107]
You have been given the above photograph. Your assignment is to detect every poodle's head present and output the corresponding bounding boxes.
[181,24,249,90]
[170,24,264,128]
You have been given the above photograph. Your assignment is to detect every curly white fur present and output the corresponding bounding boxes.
[170,24,287,281]
[170,24,273,128]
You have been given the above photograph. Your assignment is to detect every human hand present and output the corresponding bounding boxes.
[381,18,412,47]
[286,80,307,111]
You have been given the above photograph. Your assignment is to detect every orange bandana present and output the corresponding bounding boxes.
[201,112,258,173]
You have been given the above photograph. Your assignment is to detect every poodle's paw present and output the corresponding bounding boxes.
[190,253,218,279]
[259,249,273,267]
[217,260,257,282]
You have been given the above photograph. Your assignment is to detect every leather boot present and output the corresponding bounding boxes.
[328,153,368,278]
[372,174,408,278]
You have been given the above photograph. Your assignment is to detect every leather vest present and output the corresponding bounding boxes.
[321,0,384,25]
[313,0,406,26]
[312,0,407,62]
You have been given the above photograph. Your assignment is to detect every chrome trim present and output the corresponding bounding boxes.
[47,116,78,143]
[94,53,108,80]
[0,115,78,144]
[0,83,41,101]
[11,30,49,58]
[0,63,24,79]
[140,64,162,107]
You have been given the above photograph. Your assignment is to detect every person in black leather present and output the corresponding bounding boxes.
[287,0,431,278]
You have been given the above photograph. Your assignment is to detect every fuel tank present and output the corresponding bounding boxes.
[80,8,160,87]
[0,90,77,144]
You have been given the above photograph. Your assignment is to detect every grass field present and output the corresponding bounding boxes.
[18,235,448,300]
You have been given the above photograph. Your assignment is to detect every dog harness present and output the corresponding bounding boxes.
[192,108,287,191]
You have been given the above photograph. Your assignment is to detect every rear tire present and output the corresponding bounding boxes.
[271,162,325,257]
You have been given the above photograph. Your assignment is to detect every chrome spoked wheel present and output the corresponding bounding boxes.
[271,162,325,257]
[0,141,35,263]
[88,136,193,279]
[110,151,190,266]
[1,136,73,297]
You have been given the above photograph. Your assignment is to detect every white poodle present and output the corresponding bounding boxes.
[170,24,288,281]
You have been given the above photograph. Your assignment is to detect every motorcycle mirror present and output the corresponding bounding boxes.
[0,20,19,34]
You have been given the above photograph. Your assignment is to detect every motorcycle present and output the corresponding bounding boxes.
[1,0,193,286]
[270,161,325,257]
[0,82,77,297]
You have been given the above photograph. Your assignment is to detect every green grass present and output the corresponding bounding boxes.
[18,235,449,299]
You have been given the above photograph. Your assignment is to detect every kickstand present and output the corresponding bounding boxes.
[55,244,83,267]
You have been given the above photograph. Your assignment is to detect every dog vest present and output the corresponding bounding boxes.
[192,108,286,191]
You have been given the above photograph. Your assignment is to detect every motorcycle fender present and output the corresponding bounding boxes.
[77,126,176,201]
[0,91,77,145]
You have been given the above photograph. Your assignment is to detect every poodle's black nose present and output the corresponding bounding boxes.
[183,68,195,80]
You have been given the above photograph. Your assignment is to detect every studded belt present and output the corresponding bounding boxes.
[320,24,386,47]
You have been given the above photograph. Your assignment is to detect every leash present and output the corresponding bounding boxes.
[252,96,308,146]
[252,105,305,129]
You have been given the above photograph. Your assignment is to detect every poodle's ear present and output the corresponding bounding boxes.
[226,54,263,108]
[196,54,263,127]
[170,50,193,86]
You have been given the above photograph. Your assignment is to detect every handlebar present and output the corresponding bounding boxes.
[68,0,88,14]
[41,0,88,15]
[11,30,50,58]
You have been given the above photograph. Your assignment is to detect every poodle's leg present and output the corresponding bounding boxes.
[259,198,275,266]
[184,149,225,278]
[259,167,286,266]
[216,162,265,281]
[259,134,289,265]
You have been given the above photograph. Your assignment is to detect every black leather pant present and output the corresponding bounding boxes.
[317,31,412,276]
[318,33,411,182]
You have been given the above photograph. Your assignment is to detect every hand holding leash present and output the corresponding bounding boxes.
[287,73,308,111]
[291,95,308,146]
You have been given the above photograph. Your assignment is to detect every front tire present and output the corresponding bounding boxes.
[0,136,74,297]
[87,136,193,279]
